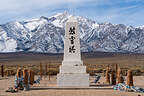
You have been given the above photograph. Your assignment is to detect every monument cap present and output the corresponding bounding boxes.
[67,16,77,22]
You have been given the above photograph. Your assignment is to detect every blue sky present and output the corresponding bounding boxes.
[0,0,144,26]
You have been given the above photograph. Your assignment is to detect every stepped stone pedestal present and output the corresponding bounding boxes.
[57,17,89,87]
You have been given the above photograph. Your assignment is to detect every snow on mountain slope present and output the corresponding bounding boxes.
[0,12,144,53]
[0,26,17,52]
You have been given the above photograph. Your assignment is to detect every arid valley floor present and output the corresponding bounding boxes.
[0,52,144,96]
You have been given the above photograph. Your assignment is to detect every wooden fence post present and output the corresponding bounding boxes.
[29,69,35,85]
[126,70,134,86]
[115,64,118,78]
[106,67,110,84]
[40,62,43,79]
[111,69,116,85]
[117,68,124,84]
[48,63,50,80]
[45,64,47,75]
[1,65,4,77]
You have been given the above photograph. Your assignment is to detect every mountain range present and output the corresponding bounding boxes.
[0,12,144,53]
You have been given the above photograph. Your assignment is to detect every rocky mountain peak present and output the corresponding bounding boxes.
[0,12,144,53]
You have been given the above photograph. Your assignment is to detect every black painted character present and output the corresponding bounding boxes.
[69,36,75,44]
[69,27,75,35]
[69,45,76,53]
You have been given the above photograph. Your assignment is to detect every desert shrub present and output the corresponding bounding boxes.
[87,68,103,76]
[47,68,59,75]
[132,69,142,76]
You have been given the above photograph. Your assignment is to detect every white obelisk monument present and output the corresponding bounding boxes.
[57,17,89,87]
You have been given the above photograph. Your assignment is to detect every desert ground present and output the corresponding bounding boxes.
[0,52,144,76]
[0,76,144,96]
[0,52,144,96]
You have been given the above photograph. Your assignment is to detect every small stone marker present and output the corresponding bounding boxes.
[126,70,133,86]
[57,17,89,87]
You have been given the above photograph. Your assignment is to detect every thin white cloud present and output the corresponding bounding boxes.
[0,0,143,26]
[0,0,97,11]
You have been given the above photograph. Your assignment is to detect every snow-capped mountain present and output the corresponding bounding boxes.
[0,12,144,53]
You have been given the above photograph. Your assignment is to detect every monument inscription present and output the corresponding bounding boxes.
[69,26,76,53]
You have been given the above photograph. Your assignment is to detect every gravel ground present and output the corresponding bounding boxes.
[0,76,144,96]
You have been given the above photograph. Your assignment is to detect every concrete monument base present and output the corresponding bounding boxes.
[59,65,86,73]
[57,73,89,87]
